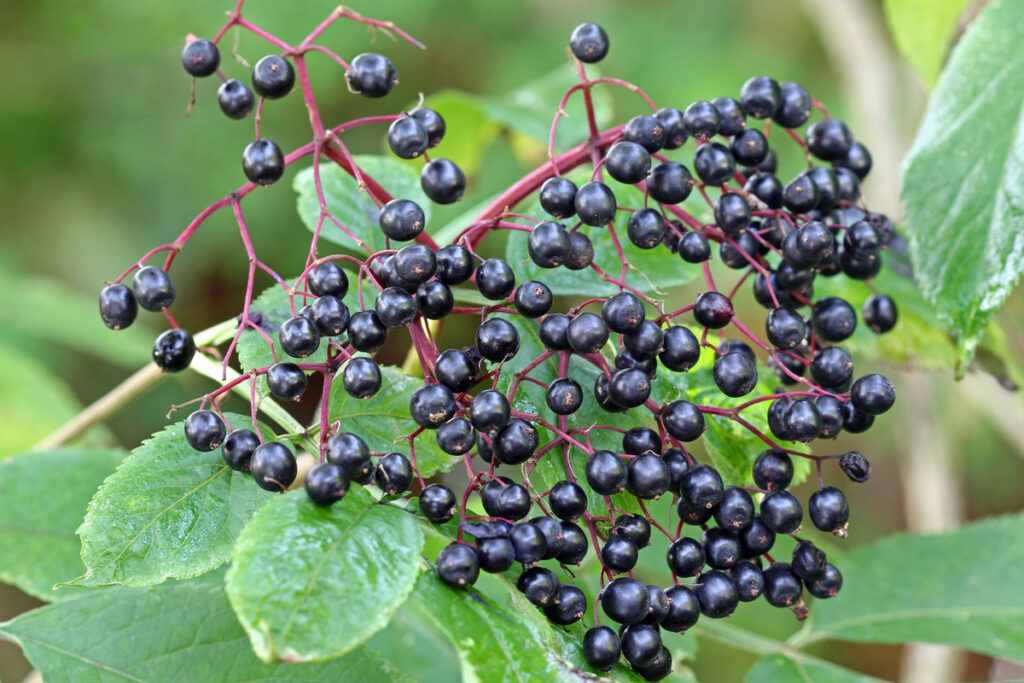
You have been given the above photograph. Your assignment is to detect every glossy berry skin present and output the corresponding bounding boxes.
[601,293,645,336]
[492,418,538,465]
[586,450,628,495]
[784,399,822,443]
[730,561,766,602]
[809,486,850,532]
[839,451,871,482]
[469,389,510,435]
[612,513,652,548]
[815,395,844,438]
[416,280,454,320]
[811,346,854,388]
[740,516,776,557]
[783,173,820,214]
[583,626,621,672]
[387,116,429,159]
[343,357,382,398]
[558,522,589,564]
[714,193,752,235]
[753,450,794,491]
[623,321,664,362]
[623,209,665,250]
[418,483,456,523]
[662,585,700,632]
[696,570,740,618]
[409,383,457,429]
[278,316,320,358]
[740,75,781,118]
[835,141,873,179]
[181,38,219,77]
[683,100,720,141]
[807,563,843,598]
[475,537,515,573]
[251,55,294,98]
[242,139,285,186]
[693,292,733,329]
[346,53,396,97]
[570,22,609,63]
[764,307,806,350]
[850,373,896,415]
[760,490,803,534]
[712,96,746,136]
[133,266,176,312]
[394,244,436,285]
[517,566,560,606]
[546,377,582,416]
[531,516,566,560]
[536,315,569,352]
[566,231,595,270]
[792,540,827,581]
[812,297,857,342]
[659,326,700,371]
[745,173,784,209]
[528,221,570,267]
[626,454,670,499]
[545,584,587,625]
[99,284,138,329]
[763,563,803,607]
[305,463,349,506]
[622,427,661,455]
[806,118,854,161]
[325,432,372,484]
[153,329,195,372]
[662,449,690,492]
[602,535,639,574]
[217,79,255,119]
[379,199,425,241]
[311,295,349,336]
[184,410,226,452]
[654,107,687,149]
[509,522,548,564]
[601,577,651,625]
[680,464,724,510]
[677,496,711,526]
[647,161,693,204]
[421,158,466,204]
[549,480,588,521]
[703,527,742,569]
[221,429,259,471]
[575,181,617,226]
[666,537,705,577]
[624,114,666,152]
[662,400,705,442]
[538,177,577,218]
[621,624,662,668]
[374,452,413,495]
[567,312,609,354]
[475,258,515,300]
[731,128,769,166]
[642,585,670,626]
[715,487,755,531]
[476,317,520,362]
[251,442,297,492]
[608,367,651,409]
[774,81,811,127]
[693,142,736,186]
[374,287,416,329]
[606,141,651,184]
[347,311,388,353]
[307,261,348,298]
[436,417,475,456]
[434,349,477,393]
[437,543,479,588]
[713,352,758,397]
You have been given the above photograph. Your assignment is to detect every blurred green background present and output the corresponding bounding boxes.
[1,0,1022,681]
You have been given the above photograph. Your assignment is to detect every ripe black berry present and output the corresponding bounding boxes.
[387,116,429,159]
[834,141,873,179]
[434,349,477,394]
[714,486,755,530]
[606,141,651,184]
[133,266,176,312]
[570,22,609,63]
[712,96,746,136]
[509,522,547,563]
[739,76,781,119]
[784,399,822,443]
[693,142,736,186]
[655,107,687,149]
[662,449,690,492]
[696,570,739,618]
[623,427,661,455]
[153,329,195,372]
[567,312,609,354]
[546,377,583,415]
[624,114,666,152]
[627,208,666,249]
[586,450,627,495]
[517,566,560,605]
[626,454,670,499]
[311,295,349,336]
[662,400,705,442]
[753,450,793,491]
[816,395,844,438]
[184,410,225,452]
[394,244,436,285]
[647,161,693,204]
[843,402,875,433]
[558,521,589,564]
[347,311,388,353]
[181,38,219,77]
[492,418,538,465]
[476,317,520,362]
[713,351,758,397]
[416,280,454,319]
[583,626,621,671]
[531,516,566,559]
[703,527,742,569]
[476,537,515,573]
[681,464,724,509]
[409,383,457,428]
[305,463,349,506]
[513,281,552,318]
[730,561,765,602]
[683,100,721,141]
[806,563,843,598]
[549,480,588,521]
[278,316,320,358]
[602,535,639,573]
[565,230,595,270]
[760,490,803,534]
[217,79,255,119]
[221,429,259,471]
[693,292,733,329]
[99,283,138,329]
[325,432,372,484]
[437,543,479,587]
[745,173,784,209]
[714,193,752,235]
[812,296,857,342]
[765,307,806,349]
[342,357,382,398]
[575,181,617,226]
[662,585,700,632]
[375,287,417,328]
[806,118,854,161]
[539,177,577,218]
[379,199,426,242]
[810,347,854,388]
[621,624,662,667]
[251,55,294,99]
[809,486,850,533]
[436,417,475,455]
[545,584,587,625]
[421,158,466,204]
[418,483,456,523]
[528,221,570,268]
[602,577,651,625]
[242,139,284,186]
[763,563,803,607]
[850,373,895,415]
[624,320,664,361]
[783,173,820,214]
[774,81,811,127]
[475,258,515,300]
[659,325,700,371]
[346,53,397,98]
[469,389,510,435]
[612,513,652,548]
[374,452,413,495]
[739,516,776,557]
[792,540,827,581]
[250,441,297,492]
[730,128,769,166]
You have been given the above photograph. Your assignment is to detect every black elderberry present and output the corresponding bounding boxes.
[153,329,195,372]
[475,258,515,300]
[741,148,778,176]
[815,395,844,438]
[624,114,667,152]
[683,100,720,140]
[659,325,701,372]
[250,441,297,492]
[806,563,843,598]
[278,316,320,358]
[843,402,875,433]
[602,535,639,573]
[782,173,820,214]
[419,483,456,523]
[760,490,803,534]
[325,432,373,484]
[621,624,662,668]
[242,139,285,186]
[311,295,349,336]
[677,497,713,526]
[531,515,566,559]
[217,79,255,119]
[545,377,583,416]
[720,231,760,269]
[839,451,871,482]
[513,281,553,318]
[612,513,652,548]
[663,400,705,442]
[730,561,766,602]
[476,317,520,362]
[342,357,382,398]
[655,107,687,149]
[267,362,307,402]
[730,128,769,166]
[833,166,862,202]
[739,516,776,557]
[792,540,827,581]
[539,177,577,218]
[565,230,595,270]
[409,383,457,429]
[662,448,690,492]
[421,158,466,204]
[713,352,758,397]
[436,417,475,455]
[696,570,739,618]
[681,463,724,509]
[845,220,882,256]
[647,162,693,204]
[251,55,294,99]
[606,141,651,184]
[181,38,219,77]
[346,53,397,98]
[739,75,781,119]
[545,584,587,625]
[841,247,882,280]
[714,486,755,531]
[752,450,793,491]
[575,181,617,226]
[784,399,822,443]
[745,172,784,209]
[347,311,388,353]
[809,486,850,533]
[766,307,806,350]
[812,296,857,342]
[434,349,477,394]
[806,166,842,212]
[305,463,349,506]
[375,453,413,495]
[712,96,746,136]
[642,585,670,626]
[627,208,666,249]
[806,118,854,161]
[433,245,473,286]
[774,81,812,128]
[509,522,548,563]
[476,537,515,573]
[528,221,570,267]
[662,585,700,632]
[810,347,854,389]
[586,450,628,495]
[693,292,733,329]
[469,389,510,435]
[416,280,454,320]
[307,261,348,298]
[626,453,670,499]
[667,537,706,577]
[437,543,479,587]
[387,116,429,159]
[517,566,560,606]
[394,244,436,286]
[714,193,751,235]
[623,427,662,455]
[772,349,807,385]
[184,410,226,452]
[602,577,651,625]
[703,527,743,569]
[133,266,176,312]
[549,480,588,521]
[374,287,416,328]
[567,312,609,354]
[763,563,803,607]
[492,418,538,465]
[624,320,664,361]
[221,429,259,471]
[558,521,589,564]
[850,373,895,415]
[99,284,138,329]
[379,198,426,242]
[570,22,609,63]
[693,142,736,186]
[583,626,621,671]
[410,107,445,147]
[834,141,873,179]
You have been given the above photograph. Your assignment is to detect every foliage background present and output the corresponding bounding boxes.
[0,0,1022,681]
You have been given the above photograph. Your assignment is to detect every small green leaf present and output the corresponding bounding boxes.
[902,0,1024,368]
[745,654,881,683]
[294,156,432,252]
[225,488,424,663]
[883,0,968,86]
[795,511,1024,661]
[328,364,457,479]
[0,448,124,600]
[72,413,275,587]
[0,572,410,682]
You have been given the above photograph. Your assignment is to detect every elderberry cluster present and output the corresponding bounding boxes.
[98,12,898,680]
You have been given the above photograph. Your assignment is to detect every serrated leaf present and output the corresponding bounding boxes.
[883,0,968,87]
[294,156,432,252]
[0,572,410,683]
[413,570,643,682]
[328,364,456,478]
[745,654,881,683]
[902,0,1024,367]
[504,181,700,297]
[794,512,1024,661]
[225,487,424,663]
[71,413,275,587]
[0,448,124,600]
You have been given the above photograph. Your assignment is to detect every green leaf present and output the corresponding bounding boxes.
[902,0,1024,368]
[883,0,968,87]
[504,180,699,297]
[0,448,124,600]
[71,413,275,587]
[413,570,643,682]
[294,156,432,252]
[416,90,501,177]
[365,598,463,683]
[0,572,410,682]
[794,512,1024,661]
[745,654,881,683]
[328,364,457,479]
[225,488,424,663]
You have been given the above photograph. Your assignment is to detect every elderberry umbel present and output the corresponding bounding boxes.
[99,11,900,681]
